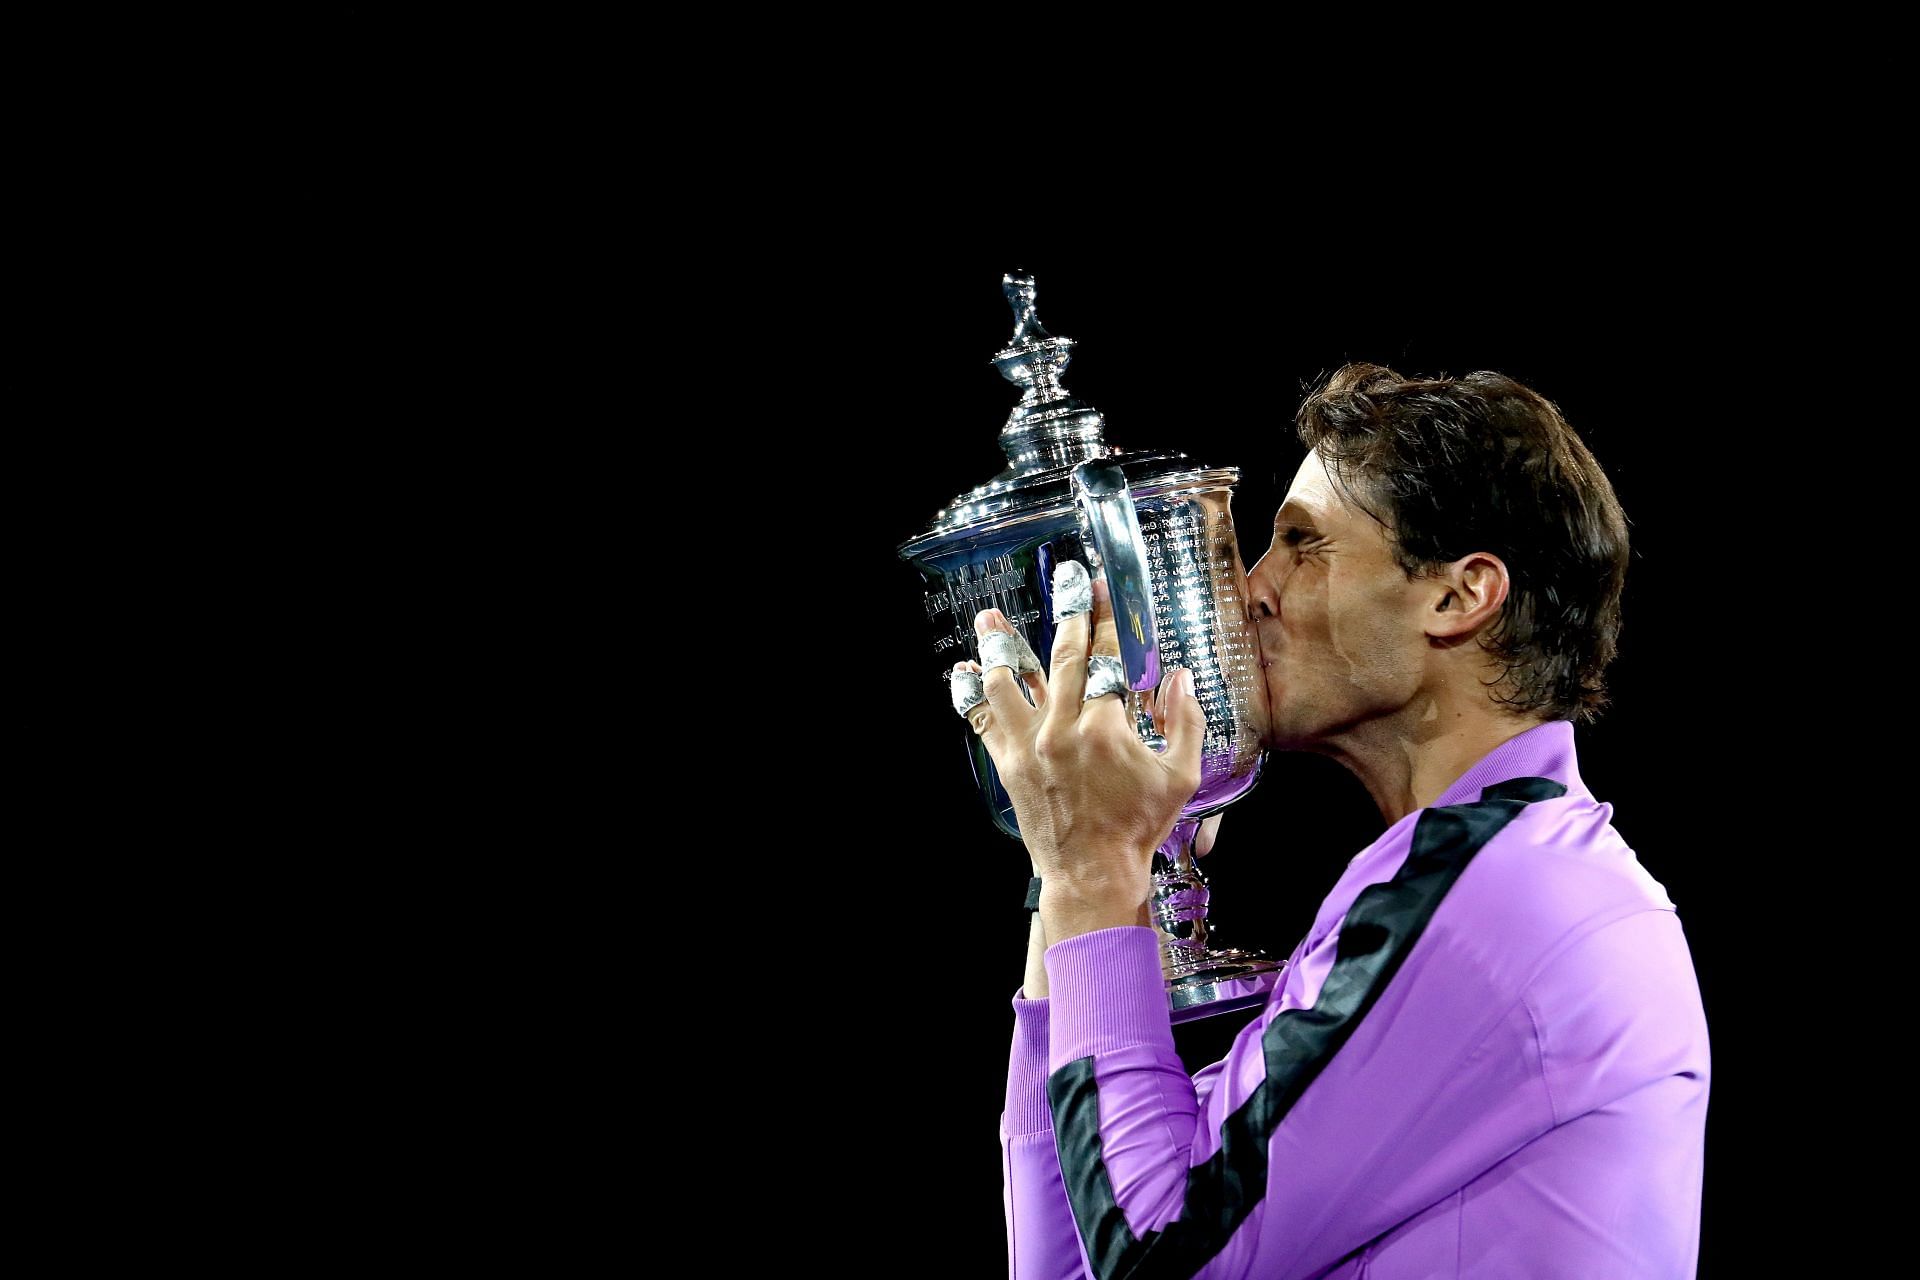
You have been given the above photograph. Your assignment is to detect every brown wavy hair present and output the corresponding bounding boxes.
[1294,363,1630,725]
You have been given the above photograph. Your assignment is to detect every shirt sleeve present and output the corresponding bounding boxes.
[1000,973,1242,1279]
[1002,986,1094,1279]
[1036,922,1559,1279]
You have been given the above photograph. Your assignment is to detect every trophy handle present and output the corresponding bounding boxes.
[1072,459,1162,695]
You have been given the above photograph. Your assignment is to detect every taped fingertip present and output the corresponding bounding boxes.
[979,628,1042,676]
[1051,559,1093,621]
[948,667,987,718]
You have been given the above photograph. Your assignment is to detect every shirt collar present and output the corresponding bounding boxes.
[1430,718,1588,809]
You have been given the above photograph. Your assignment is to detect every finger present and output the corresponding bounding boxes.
[973,610,1039,736]
[979,611,1048,710]
[951,660,998,741]
[1195,812,1223,858]
[1018,643,1047,709]
[1044,559,1096,716]
[1159,666,1209,798]
[1148,668,1183,742]
[1079,574,1132,732]
[1089,573,1121,662]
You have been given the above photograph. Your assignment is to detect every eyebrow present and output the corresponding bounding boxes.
[1275,504,1321,530]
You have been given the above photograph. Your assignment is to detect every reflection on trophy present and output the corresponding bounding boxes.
[896,270,1284,1023]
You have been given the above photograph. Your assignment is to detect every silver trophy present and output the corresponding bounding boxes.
[896,270,1284,1023]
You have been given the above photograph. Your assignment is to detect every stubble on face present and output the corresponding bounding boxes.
[1252,451,1427,752]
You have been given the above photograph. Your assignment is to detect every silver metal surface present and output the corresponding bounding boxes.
[898,270,1283,1024]
[1151,817,1286,1023]
[1074,458,1161,694]
[994,272,1107,475]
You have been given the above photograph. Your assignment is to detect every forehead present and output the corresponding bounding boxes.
[1279,450,1360,527]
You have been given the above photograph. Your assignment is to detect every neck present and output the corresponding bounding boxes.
[1314,696,1551,826]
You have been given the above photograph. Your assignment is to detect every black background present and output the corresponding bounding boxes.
[733,250,1830,1276]
[279,32,1897,1267]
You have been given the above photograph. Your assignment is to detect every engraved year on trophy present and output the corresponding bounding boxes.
[895,270,1284,1023]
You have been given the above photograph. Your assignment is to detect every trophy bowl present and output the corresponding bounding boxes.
[896,270,1283,1023]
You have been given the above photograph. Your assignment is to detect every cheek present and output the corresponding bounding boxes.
[1322,581,1410,679]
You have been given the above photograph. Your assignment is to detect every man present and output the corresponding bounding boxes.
[957,363,1709,1278]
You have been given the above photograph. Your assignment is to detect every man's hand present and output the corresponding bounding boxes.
[965,564,1207,928]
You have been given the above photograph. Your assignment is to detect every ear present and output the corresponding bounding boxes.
[1425,552,1510,640]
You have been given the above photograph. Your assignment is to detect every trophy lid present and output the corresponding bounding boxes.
[897,270,1234,563]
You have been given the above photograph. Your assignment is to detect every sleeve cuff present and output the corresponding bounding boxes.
[1003,986,1054,1136]
[1042,925,1172,1075]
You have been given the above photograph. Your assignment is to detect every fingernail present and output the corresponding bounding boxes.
[975,607,1007,637]
[1052,560,1092,621]
[1179,668,1195,697]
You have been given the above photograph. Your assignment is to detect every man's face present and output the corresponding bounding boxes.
[1243,448,1432,751]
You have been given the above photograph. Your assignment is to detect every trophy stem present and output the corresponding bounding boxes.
[1149,817,1286,1024]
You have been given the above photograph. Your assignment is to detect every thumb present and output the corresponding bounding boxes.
[1162,666,1208,796]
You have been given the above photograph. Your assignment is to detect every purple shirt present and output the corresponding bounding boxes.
[1002,719,1709,1278]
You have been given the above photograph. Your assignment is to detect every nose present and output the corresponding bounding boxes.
[1245,550,1279,624]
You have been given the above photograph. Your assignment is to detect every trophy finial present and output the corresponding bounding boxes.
[992,270,1106,473]
[1003,270,1051,346]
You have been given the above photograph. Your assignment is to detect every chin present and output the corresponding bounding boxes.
[1262,727,1311,753]
[1257,700,1322,753]
[1254,710,1297,752]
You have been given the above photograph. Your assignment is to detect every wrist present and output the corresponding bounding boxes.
[1038,877,1151,946]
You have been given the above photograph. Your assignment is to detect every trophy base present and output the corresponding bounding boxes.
[1165,949,1286,1025]
[1148,822,1286,1024]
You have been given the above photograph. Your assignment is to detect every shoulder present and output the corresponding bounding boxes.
[1449,786,1676,940]
[1408,787,1710,1113]
[1401,784,1687,1011]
